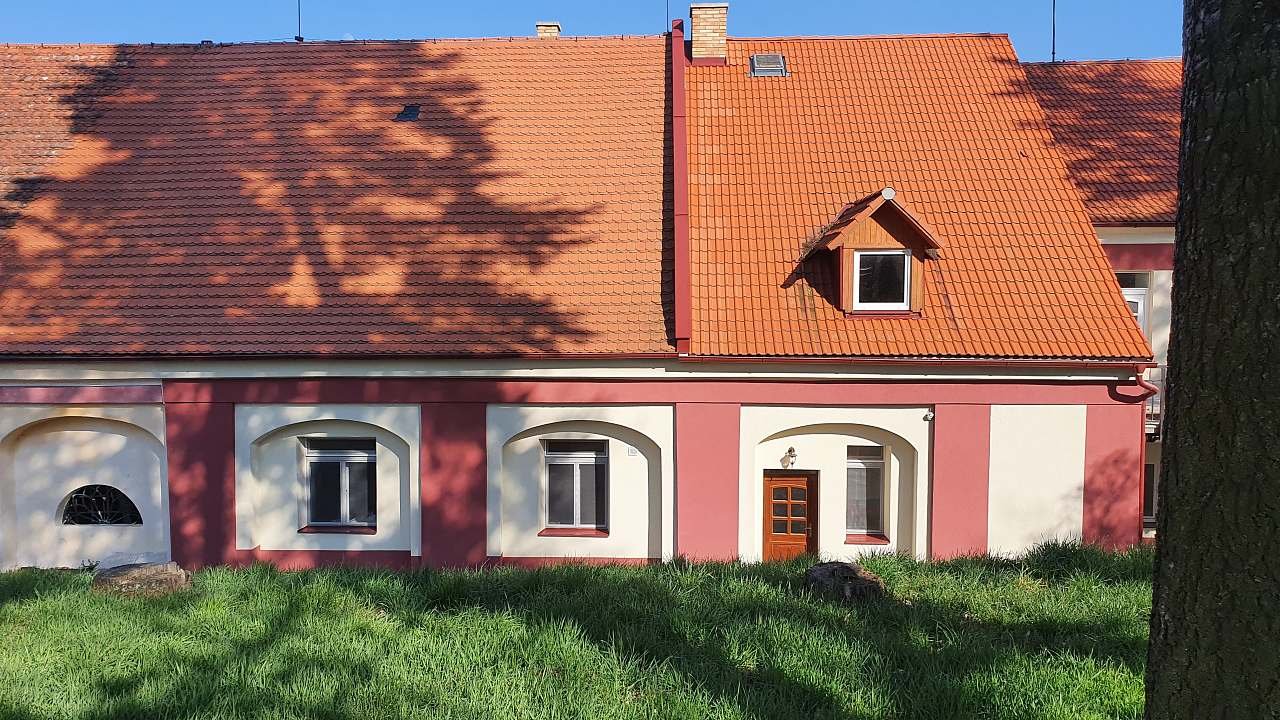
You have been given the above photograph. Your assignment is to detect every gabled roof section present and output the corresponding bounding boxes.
[1024,59,1182,225]
[800,187,942,261]
[685,34,1151,361]
[0,39,671,358]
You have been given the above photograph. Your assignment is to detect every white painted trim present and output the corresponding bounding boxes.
[1095,226,1176,244]
[0,359,1139,383]
[852,250,911,311]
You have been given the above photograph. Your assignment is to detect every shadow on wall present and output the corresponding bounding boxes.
[1082,447,1143,549]
[0,416,168,568]
[0,43,607,355]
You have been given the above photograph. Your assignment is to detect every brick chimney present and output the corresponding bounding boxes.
[689,3,728,62]
[535,21,561,39]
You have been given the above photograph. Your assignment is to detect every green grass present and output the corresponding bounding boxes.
[0,542,1153,720]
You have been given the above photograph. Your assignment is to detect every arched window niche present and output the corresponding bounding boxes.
[60,484,144,526]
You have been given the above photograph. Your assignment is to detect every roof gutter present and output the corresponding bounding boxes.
[670,19,692,356]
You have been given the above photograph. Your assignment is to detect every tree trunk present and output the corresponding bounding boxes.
[1146,2,1280,718]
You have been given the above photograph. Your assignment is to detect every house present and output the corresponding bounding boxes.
[0,4,1155,571]
[1025,58,1182,536]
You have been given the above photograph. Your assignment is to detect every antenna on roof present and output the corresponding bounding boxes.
[294,0,304,42]
[1049,0,1059,62]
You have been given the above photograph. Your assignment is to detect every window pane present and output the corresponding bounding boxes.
[864,466,884,533]
[348,462,376,525]
[790,503,807,517]
[305,437,375,453]
[791,519,806,534]
[309,461,341,523]
[847,465,884,532]
[1116,272,1149,289]
[547,464,575,525]
[772,487,787,500]
[847,446,883,461]
[578,463,608,527]
[791,487,806,501]
[545,440,607,456]
[858,253,907,304]
[772,520,787,534]
[772,502,788,518]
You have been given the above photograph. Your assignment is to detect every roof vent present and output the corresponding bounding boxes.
[749,53,787,77]
[394,104,421,122]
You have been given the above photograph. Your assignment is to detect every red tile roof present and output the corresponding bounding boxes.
[0,39,671,357]
[1024,59,1182,225]
[684,35,1151,360]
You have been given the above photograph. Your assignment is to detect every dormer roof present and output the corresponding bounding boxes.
[800,188,943,261]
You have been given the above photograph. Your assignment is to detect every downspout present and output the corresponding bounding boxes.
[670,19,692,356]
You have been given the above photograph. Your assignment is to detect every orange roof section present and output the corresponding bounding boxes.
[684,35,1152,360]
[0,39,671,357]
[1024,59,1182,225]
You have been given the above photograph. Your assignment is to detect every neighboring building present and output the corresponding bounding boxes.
[0,5,1154,571]
[1026,59,1182,536]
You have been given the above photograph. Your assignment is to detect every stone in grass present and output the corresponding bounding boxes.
[91,561,191,597]
[804,561,887,602]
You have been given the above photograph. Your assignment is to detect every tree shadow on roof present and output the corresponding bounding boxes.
[0,42,669,357]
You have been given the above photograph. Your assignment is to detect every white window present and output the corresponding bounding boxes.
[302,438,376,528]
[544,440,609,529]
[1117,272,1150,336]
[846,446,886,534]
[853,250,910,310]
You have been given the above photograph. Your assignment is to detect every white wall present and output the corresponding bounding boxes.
[486,406,674,560]
[1148,269,1173,367]
[0,405,170,569]
[739,406,931,561]
[235,405,420,554]
[987,404,1087,555]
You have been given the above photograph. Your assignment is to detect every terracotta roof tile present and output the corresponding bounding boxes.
[685,35,1151,360]
[0,39,671,357]
[1024,59,1182,225]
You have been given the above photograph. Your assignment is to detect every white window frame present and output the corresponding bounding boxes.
[846,446,886,534]
[302,439,377,527]
[1122,287,1149,336]
[853,250,911,311]
[542,440,609,529]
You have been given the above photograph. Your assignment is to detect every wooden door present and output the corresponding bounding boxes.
[763,472,817,561]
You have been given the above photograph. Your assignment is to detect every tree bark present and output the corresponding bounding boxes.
[1146,2,1280,718]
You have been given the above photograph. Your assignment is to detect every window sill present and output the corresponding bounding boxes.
[845,310,921,319]
[298,525,377,535]
[845,533,890,545]
[538,527,609,538]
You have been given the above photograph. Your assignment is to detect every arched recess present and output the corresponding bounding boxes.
[242,417,415,554]
[0,415,169,569]
[755,422,920,559]
[498,419,664,559]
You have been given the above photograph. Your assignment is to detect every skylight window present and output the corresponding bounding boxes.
[393,104,421,121]
[750,53,787,77]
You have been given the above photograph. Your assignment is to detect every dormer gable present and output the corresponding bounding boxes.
[800,188,943,314]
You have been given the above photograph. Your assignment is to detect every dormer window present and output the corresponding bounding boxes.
[797,187,942,316]
[854,250,910,310]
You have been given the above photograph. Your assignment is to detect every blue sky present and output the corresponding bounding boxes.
[1,1,1182,62]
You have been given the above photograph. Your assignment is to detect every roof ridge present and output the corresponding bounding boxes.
[727,32,1008,42]
[1024,57,1182,66]
[0,35,664,50]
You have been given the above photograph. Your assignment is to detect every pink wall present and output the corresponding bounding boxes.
[164,397,236,569]
[674,403,740,559]
[929,404,991,558]
[1083,403,1145,548]
[420,403,489,567]
[1104,243,1174,271]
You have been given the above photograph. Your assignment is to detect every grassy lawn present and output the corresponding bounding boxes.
[0,543,1153,720]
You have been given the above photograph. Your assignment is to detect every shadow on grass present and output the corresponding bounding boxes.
[0,543,1152,719]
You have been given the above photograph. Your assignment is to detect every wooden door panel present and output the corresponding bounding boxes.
[763,472,817,561]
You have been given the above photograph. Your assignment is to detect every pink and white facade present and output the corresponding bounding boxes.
[0,361,1149,570]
